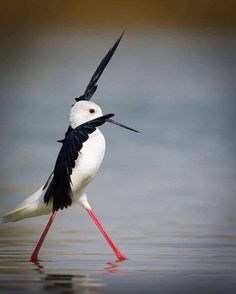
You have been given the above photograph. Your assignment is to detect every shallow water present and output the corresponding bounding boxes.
[0,29,236,293]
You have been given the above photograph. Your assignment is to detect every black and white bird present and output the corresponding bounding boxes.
[2,33,139,262]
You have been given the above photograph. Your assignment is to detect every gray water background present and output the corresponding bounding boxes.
[0,29,236,293]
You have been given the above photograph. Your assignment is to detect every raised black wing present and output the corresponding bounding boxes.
[75,32,124,102]
[44,114,114,211]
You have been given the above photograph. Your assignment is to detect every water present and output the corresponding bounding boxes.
[0,29,236,293]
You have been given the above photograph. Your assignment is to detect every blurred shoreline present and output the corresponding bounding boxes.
[1,1,236,36]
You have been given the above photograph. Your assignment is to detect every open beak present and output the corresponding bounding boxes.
[107,118,139,133]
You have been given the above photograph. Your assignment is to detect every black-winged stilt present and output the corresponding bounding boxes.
[2,33,139,262]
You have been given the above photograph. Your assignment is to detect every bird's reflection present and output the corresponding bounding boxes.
[32,261,98,294]
[32,259,44,274]
[32,257,127,276]
[31,257,126,293]
[104,259,126,274]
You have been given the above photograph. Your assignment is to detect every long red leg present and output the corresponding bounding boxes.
[31,211,57,262]
[86,208,127,261]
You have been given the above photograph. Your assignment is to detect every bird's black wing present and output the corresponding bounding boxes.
[44,114,114,211]
[42,126,74,190]
[75,32,124,102]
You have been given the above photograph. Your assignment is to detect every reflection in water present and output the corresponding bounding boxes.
[43,274,74,293]
[32,260,44,273]
[32,258,125,276]
[42,274,105,294]
[31,260,106,293]
[104,260,124,275]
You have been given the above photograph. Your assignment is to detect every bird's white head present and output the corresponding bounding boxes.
[69,100,103,128]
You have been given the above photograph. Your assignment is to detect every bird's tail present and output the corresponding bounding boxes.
[2,204,34,223]
[2,186,52,223]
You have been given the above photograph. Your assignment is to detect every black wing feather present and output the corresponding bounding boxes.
[75,32,124,102]
[44,114,114,211]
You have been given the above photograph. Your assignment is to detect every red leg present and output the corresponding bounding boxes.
[86,208,127,261]
[31,211,57,262]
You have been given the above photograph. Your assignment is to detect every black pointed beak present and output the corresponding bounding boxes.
[107,118,139,133]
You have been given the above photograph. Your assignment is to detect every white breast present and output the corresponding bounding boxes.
[70,128,106,194]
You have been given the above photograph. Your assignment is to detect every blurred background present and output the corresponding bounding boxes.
[0,1,236,293]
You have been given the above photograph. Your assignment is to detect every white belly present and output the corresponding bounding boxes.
[70,129,106,195]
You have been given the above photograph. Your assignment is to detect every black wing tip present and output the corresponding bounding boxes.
[53,199,73,212]
[44,177,73,211]
[103,113,115,120]
[75,32,124,102]
[117,31,125,45]
[92,113,115,124]
[111,31,124,52]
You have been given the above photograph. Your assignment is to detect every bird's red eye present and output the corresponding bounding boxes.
[89,108,95,114]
